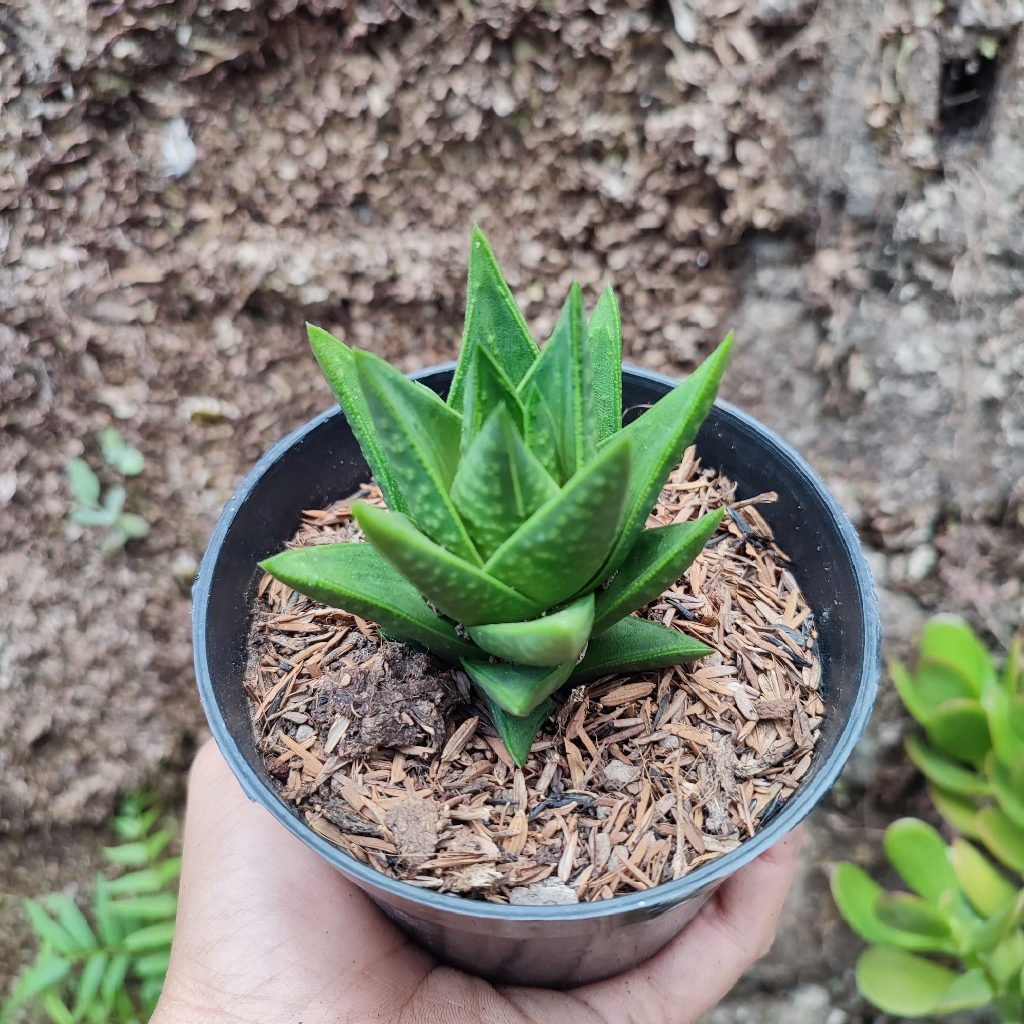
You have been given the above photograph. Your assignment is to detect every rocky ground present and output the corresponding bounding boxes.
[2,0,1022,1017]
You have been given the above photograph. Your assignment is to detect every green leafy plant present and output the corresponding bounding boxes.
[66,429,149,554]
[2,792,180,1024]
[832,615,1024,1020]
[263,226,731,765]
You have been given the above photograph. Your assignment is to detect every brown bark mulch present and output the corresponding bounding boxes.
[244,445,823,905]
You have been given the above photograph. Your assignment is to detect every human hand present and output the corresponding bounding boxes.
[153,739,802,1024]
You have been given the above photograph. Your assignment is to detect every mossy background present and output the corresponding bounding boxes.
[1,1,1023,1018]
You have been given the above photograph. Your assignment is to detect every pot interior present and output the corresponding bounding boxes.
[194,364,879,916]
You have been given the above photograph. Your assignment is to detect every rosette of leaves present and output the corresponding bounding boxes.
[832,615,1024,1021]
[2,791,179,1024]
[263,226,731,765]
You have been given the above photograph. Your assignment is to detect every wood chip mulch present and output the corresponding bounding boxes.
[244,445,823,905]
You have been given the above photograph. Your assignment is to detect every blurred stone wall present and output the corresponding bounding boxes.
[1,0,1022,1014]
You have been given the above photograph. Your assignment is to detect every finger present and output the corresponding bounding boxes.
[572,827,804,1024]
[159,739,430,1022]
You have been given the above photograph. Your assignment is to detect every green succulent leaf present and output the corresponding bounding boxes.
[981,929,1024,989]
[831,864,954,950]
[1002,634,1022,694]
[517,282,595,482]
[307,325,410,516]
[450,405,560,560]
[982,680,1024,770]
[588,285,623,443]
[65,458,100,509]
[260,542,481,661]
[591,510,724,633]
[99,427,144,476]
[855,946,993,1017]
[468,594,594,667]
[920,614,995,695]
[968,890,1024,954]
[133,950,172,978]
[988,751,1024,830]
[520,384,564,481]
[883,818,959,904]
[460,344,524,455]
[977,807,1024,874]
[461,658,575,717]
[354,349,480,565]
[929,784,983,838]
[484,434,631,607]
[117,512,150,540]
[585,333,732,590]
[108,893,178,919]
[353,502,542,627]
[92,876,123,948]
[925,697,991,768]
[483,694,555,768]
[448,225,540,412]
[42,991,73,1024]
[873,892,955,942]
[99,954,130,1008]
[905,734,990,795]
[951,838,1019,918]
[892,659,934,726]
[573,615,711,681]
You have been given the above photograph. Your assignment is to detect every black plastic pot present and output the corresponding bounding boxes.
[193,363,880,988]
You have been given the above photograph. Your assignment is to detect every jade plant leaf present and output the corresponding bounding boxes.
[66,458,101,509]
[587,286,622,443]
[988,752,1024,830]
[925,698,991,768]
[904,734,990,795]
[517,282,595,483]
[468,594,594,667]
[915,660,980,710]
[573,616,711,681]
[873,893,955,944]
[258,543,481,662]
[950,838,1018,918]
[855,946,993,1017]
[831,864,954,951]
[448,225,539,412]
[591,509,725,633]
[983,681,1024,770]
[482,694,556,767]
[920,613,995,695]
[352,502,543,627]
[1002,635,1022,693]
[449,405,560,560]
[461,658,575,717]
[354,349,480,565]
[976,808,1024,874]
[585,334,732,591]
[891,659,935,727]
[883,819,959,905]
[460,344,524,456]
[980,929,1024,988]
[929,784,983,838]
[484,434,631,607]
[307,325,410,516]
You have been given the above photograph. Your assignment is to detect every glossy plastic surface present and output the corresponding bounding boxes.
[193,364,880,987]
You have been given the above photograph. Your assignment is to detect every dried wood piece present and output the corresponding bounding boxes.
[441,717,480,762]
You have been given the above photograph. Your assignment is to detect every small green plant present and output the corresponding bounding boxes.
[66,429,149,554]
[832,615,1024,1020]
[262,226,731,764]
[2,792,180,1024]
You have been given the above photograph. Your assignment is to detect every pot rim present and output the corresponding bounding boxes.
[193,362,880,922]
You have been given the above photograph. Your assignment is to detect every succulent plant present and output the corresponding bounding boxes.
[832,615,1024,1021]
[262,226,731,765]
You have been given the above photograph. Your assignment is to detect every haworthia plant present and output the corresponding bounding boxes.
[262,226,732,765]
[832,616,1024,1021]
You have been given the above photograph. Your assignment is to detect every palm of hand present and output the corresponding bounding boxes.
[154,742,801,1024]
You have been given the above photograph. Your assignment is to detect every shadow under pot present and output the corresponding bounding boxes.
[192,363,880,989]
